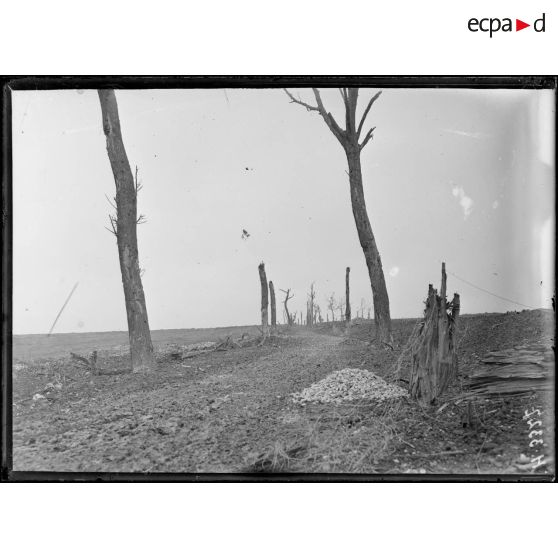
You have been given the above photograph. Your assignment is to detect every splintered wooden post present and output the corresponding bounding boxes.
[258,263,269,340]
[410,262,460,404]
[269,280,277,333]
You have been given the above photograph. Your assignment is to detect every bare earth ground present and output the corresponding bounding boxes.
[11,310,555,476]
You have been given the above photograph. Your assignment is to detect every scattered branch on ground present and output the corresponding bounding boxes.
[70,351,98,374]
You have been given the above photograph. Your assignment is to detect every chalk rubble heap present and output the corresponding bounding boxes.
[292,368,409,404]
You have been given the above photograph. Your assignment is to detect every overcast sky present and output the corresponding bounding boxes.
[12,87,555,334]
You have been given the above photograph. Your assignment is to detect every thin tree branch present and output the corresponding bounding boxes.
[285,88,347,147]
[134,165,143,195]
[312,88,347,146]
[343,89,352,133]
[357,91,382,139]
[359,126,376,151]
[133,166,146,224]
[104,193,117,211]
[283,89,319,112]
[279,288,294,301]
[339,88,349,111]
[346,88,359,134]
[106,214,118,236]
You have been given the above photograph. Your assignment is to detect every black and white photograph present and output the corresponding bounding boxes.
[3,78,556,478]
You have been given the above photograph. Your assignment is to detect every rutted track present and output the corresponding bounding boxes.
[13,330,353,472]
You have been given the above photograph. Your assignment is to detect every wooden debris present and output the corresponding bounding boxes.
[70,352,91,367]
[468,343,554,396]
[215,336,241,351]
[70,351,129,375]
[70,351,99,374]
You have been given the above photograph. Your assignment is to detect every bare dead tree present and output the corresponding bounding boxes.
[345,267,351,322]
[280,288,295,325]
[327,292,336,323]
[258,262,269,341]
[98,90,154,373]
[285,88,392,344]
[306,283,316,327]
[336,299,345,322]
[269,280,277,333]
[313,300,320,324]
[359,298,366,319]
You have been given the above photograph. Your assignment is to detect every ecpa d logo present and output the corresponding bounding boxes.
[468,13,545,37]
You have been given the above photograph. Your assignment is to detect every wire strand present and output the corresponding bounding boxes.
[445,270,534,309]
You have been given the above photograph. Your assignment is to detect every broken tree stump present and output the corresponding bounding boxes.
[410,262,460,404]
[269,280,277,332]
[258,262,270,342]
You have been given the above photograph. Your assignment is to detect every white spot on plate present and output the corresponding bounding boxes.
[452,185,474,219]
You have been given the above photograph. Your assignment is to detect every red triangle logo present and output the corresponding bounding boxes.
[516,19,530,31]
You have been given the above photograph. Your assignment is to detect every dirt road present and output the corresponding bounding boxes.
[12,313,555,475]
[14,329,361,472]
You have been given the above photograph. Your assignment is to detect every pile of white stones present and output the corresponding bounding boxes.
[292,368,409,404]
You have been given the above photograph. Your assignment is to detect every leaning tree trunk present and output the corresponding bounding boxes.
[98,90,154,373]
[345,267,351,322]
[258,263,269,340]
[345,146,392,344]
[410,263,460,404]
[269,280,277,332]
